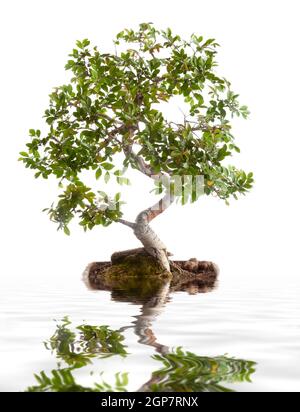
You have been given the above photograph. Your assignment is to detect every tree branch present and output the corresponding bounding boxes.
[117,218,136,229]
[123,141,167,183]
[124,145,157,178]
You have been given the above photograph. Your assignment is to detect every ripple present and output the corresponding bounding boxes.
[0,277,300,392]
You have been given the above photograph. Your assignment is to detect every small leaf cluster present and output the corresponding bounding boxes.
[44,180,123,234]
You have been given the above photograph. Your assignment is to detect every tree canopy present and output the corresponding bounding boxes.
[19,23,253,235]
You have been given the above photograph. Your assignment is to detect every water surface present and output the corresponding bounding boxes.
[0,273,299,392]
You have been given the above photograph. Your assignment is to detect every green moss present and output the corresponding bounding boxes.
[110,248,163,274]
[95,249,171,300]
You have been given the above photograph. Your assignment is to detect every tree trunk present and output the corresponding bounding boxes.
[134,217,170,272]
[134,190,174,272]
[118,191,174,272]
[120,142,174,271]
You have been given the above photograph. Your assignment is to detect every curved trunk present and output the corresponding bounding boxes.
[134,191,174,272]
[118,191,174,272]
[120,142,174,271]
[134,224,170,271]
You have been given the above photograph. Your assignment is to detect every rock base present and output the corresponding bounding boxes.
[87,248,218,299]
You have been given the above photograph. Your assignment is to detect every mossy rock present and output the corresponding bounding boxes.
[110,248,171,278]
[87,248,218,301]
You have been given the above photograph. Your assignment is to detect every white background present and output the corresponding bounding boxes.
[0,0,300,284]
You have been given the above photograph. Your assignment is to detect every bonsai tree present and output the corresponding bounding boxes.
[19,23,253,272]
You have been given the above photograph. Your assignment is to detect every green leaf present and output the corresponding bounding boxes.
[101,162,114,171]
[75,39,90,49]
[81,39,90,48]
[116,176,130,185]
[64,226,70,236]
[95,168,102,179]
[104,172,110,183]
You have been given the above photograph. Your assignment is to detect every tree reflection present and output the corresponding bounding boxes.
[27,316,129,392]
[27,277,256,392]
[85,265,216,355]
[139,348,256,392]
[27,368,129,392]
[44,316,128,367]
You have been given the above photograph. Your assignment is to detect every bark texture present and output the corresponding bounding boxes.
[119,140,174,271]
[133,193,173,272]
[118,187,174,272]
